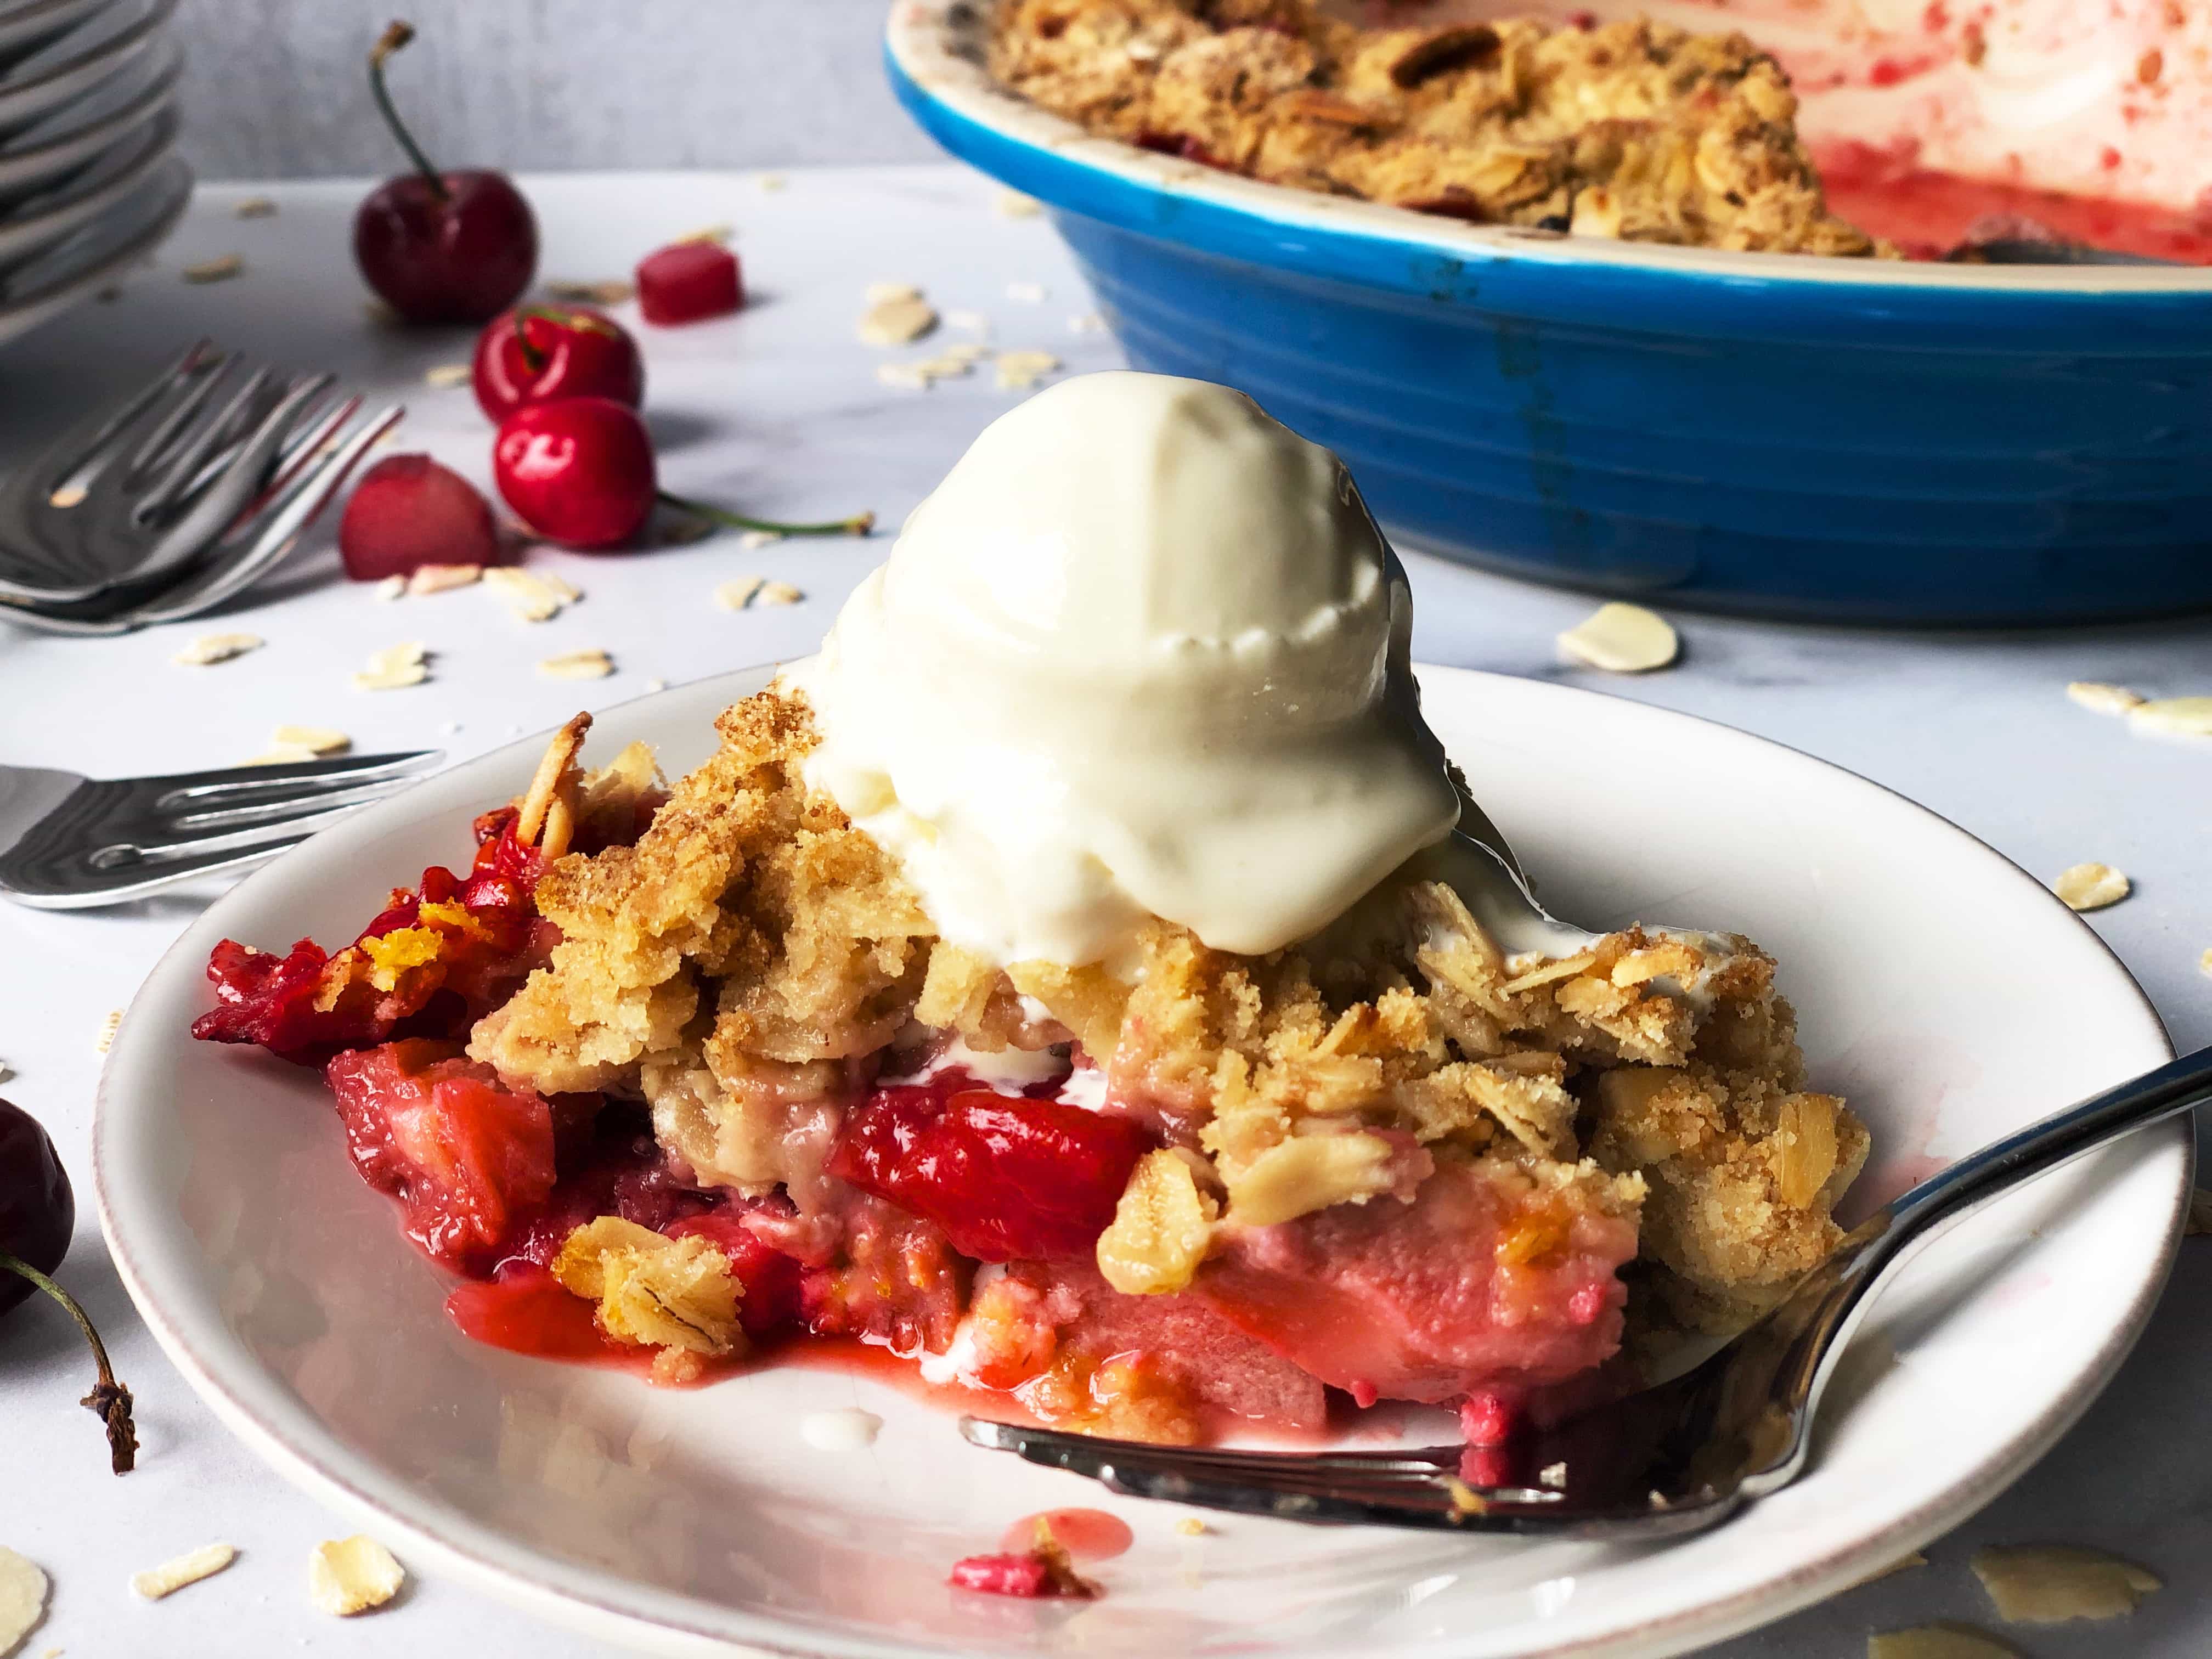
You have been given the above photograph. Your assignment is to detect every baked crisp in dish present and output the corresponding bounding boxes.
[191,373,1866,1464]
[988,0,1884,255]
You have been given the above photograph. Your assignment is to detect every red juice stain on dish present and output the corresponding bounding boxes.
[445,1263,628,1364]
[1000,1509,1133,1562]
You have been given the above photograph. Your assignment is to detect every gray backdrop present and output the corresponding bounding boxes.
[175,1,942,179]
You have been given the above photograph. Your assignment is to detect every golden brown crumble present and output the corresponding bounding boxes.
[472,686,1865,1342]
[987,0,1884,256]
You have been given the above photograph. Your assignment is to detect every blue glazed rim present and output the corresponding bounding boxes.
[882,1,2212,353]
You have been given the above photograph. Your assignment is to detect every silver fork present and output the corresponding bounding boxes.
[968,1042,2212,1538]
[0,751,442,909]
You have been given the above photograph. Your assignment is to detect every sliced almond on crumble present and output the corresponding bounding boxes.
[0,1546,46,1655]
[2066,681,2144,716]
[2053,862,2129,911]
[1767,1093,1842,1207]
[181,254,245,284]
[1098,1148,1218,1295]
[2130,695,2212,737]
[1223,1132,1396,1226]
[539,648,613,681]
[1867,1626,2022,1659]
[405,561,481,595]
[171,631,263,666]
[859,294,939,346]
[351,641,428,691]
[1557,602,1679,673]
[308,1536,405,1617]
[130,1542,236,1600]
[996,349,1061,391]
[1500,951,1598,994]
[552,1216,742,1354]
[421,363,472,388]
[1968,1545,2160,1623]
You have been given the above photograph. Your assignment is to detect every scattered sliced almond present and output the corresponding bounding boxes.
[2185,1187,2212,1235]
[1173,1517,1207,1537]
[2053,862,2129,911]
[2200,946,2212,979]
[642,677,668,695]
[995,349,1062,391]
[865,280,922,305]
[1969,1544,2160,1623]
[714,576,767,611]
[756,172,787,191]
[0,1547,47,1656]
[233,195,277,218]
[1867,1626,2022,1659]
[2066,681,2144,716]
[538,648,613,681]
[1557,602,1679,673]
[915,352,978,381]
[876,360,936,391]
[244,744,319,766]
[2130,696,2212,738]
[996,189,1043,218]
[269,724,350,756]
[405,561,481,596]
[373,574,405,600]
[94,1009,121,1055]
[657,512,714,546]
[737,529,783,551]
[181,254,245,284]
[1849,1550,1931,1589]
[859,294,939,346]
[171,631,263,667]
[483,566,579,622]
[130,1542,236,1600]
[1069,311,1107,334]
[757,580,803,607]
[675,222,733,245]
[1006,280,1048,303]
[543,279,631,306]
[307,1536,405,1617]
[351,641,428,691]
[945,307,992,335]
[939,339,991,364]
[421,362,472,388]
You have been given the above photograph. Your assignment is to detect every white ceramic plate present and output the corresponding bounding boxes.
[97,665,2183,1659]
[0,0,169,140]
[0,33,174,211]
[0,149,184,350]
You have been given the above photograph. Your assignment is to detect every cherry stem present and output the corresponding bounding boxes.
[0,1248,137,1474]
[367,21,448,201]
[658,491,874,539]
[509,306,618,376]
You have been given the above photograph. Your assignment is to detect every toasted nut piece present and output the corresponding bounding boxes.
[308,1536,405,1617]
[172,631,263,666]
[552,1216,742,1354]
[1867,1626,2021,1659]
[1968,1544,2160,1623]
[2053,862,2129,911]
[2066,681,2144,716]
[858,295,939,346]
[1558,602,1679,672]
[181,254,245,284]
[1390,24,1501,87]
[0,1545,46,1654]
[131,1542,237,1600]
[2130,695,2212,737]
[1223,1131,1396,1226]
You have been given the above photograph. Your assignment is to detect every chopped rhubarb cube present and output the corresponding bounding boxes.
[326,1040,558,1268]
[828,1084,1150,1262]
[635,240,742,325]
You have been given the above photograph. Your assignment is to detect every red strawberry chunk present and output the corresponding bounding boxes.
[325,1039,558,1268]
[828,1082,1150,1262]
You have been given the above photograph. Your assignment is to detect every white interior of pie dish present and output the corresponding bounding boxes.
[95,664,2185,1659]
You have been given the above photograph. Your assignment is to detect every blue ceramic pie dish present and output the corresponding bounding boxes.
[884,0,2212,625]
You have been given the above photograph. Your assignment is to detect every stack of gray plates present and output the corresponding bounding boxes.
[0,0,185,351]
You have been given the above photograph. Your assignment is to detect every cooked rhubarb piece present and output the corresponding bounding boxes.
[634,239,742,325]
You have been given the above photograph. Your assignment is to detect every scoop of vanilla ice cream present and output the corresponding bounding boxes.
[784,371,1460,969]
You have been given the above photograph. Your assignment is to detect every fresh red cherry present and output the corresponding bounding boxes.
[352,22,537,325]
[471,305,645,422]
[1,1098,136,1473]
[338,453,502,581]
[493,397,657,551]
[0,1097,70,1317]
[635,239,743,326]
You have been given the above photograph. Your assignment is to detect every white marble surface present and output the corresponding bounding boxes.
[0,167,2208,1658]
